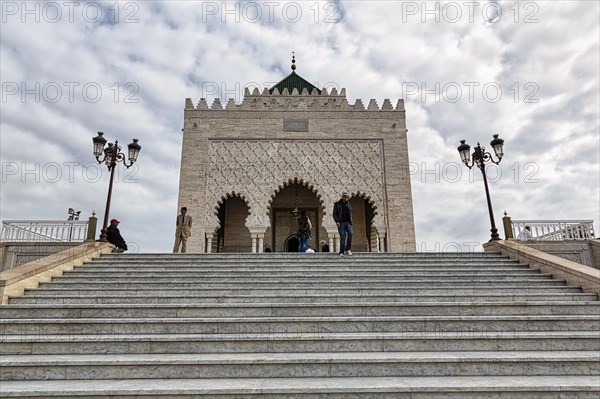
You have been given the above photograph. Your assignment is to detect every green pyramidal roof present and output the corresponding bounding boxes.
[269,71,322,95]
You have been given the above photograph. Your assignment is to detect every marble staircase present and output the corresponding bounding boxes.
[1,252,599,398]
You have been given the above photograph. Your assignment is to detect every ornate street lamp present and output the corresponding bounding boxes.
[92,132,141,242]
[67,208,81,221]
[67,208,81,241]
[457,134,504,241]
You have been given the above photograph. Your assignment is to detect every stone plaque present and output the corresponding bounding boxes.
[284,119,309,132]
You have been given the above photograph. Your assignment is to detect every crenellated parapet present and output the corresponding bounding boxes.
[184,89,405,112]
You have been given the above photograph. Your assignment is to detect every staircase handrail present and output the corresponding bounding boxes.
[511,219,595,241]
[1,220,89,242]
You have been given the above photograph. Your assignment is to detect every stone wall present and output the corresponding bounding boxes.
[484,240,600,295]
[0,242,82,272]
[519,240,599,269]
[590,240,600,268]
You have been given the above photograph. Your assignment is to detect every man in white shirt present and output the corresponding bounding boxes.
[517,225,532,241]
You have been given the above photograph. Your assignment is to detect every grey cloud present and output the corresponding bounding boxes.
[1,0,598,252]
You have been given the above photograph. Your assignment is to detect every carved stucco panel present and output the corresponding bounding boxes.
[205,140,386,230]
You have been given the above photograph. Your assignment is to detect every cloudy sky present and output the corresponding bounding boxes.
[1,0,598,253]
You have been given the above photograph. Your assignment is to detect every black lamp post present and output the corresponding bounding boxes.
[457,134,505,241]
[92,132,141,242]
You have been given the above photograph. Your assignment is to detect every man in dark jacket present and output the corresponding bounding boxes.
[107,219,128,253]
[332,191,353,256]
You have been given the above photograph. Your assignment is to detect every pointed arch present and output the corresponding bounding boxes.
[211,191,252,252]
[214,191,251,217]
[267,177,325,215]
[266,178,327,252]
[348,191,379,252]
[350,190,379,216]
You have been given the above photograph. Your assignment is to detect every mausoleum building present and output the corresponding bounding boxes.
[176,59,416,253]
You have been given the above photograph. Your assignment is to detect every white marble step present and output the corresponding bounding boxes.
[83,260,522,268]
[2,302,599,319]
[2,315,599,335]
[78,260,526,267]
[79,261,527,268]
[95,252,510,260]
[63,270,542,278]
[48,274,558,284]
[27,285,585,296]
[3,331,599,355]
[13,293,598,305]
[2,351,599,380]
[1,376,598,398]
[37,279,569,290]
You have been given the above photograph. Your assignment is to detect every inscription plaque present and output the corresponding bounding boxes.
[284,119,309,132]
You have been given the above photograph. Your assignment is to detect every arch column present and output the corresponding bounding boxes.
[204,215,220,253]
[205,233,213,253]
[246,213,270,254]
[374,224,387,253]
[323,220,339,254]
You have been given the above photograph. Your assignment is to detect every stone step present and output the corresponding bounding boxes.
[47,274,553,285]
[49,272,557,282]
[86,259,522,266]
[65,269,540,276]
[3,331,599,356]
[0,376,598,398]
[12,293,598,305]
[2,351,599,380]
[2,302,599,319]
[38,278,567,288]
[96,252,509,259]
[2,315,599,335]
[83,260,524,267]
[3,250,597,398]
[80,261,527,267]
[27,286,585,296]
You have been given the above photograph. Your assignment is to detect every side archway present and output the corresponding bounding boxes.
[211,192,252,252]
[349,191,379,252]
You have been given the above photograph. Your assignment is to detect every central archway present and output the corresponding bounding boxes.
[266,179,325,252]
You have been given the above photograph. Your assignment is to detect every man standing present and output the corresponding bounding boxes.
[173,206,193,253]
[332,192,353,256]
[107,219,128,253]
[296,210,311,252]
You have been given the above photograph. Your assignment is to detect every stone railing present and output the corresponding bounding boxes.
[0,215,99,271]
[1,220,89,242]
[513,220,595,241]
[484,240,600,295]
[0,241,114,304]
[502,213,595,241]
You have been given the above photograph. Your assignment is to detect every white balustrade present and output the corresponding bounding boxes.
[1,220,89,242]
[512,220,595,241]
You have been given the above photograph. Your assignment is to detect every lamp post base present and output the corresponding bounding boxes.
[98,229,109,242]
[489,228,501,241]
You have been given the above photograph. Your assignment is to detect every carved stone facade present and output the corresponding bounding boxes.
[177,69,416,253]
